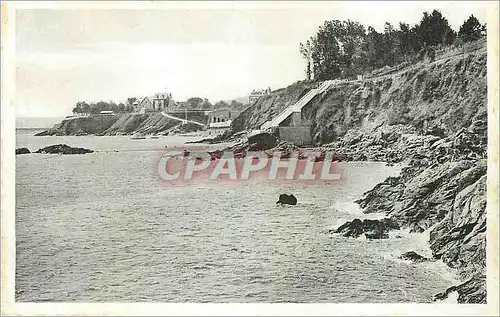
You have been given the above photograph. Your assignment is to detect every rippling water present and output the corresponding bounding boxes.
[15,132,456,302]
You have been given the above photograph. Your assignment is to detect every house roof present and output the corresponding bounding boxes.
[133,96,152,105]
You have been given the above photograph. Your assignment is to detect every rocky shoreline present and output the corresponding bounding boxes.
[23,39,488,303]
[205,117,487,303]
[334,124,487,303]
[21,123,488,303]
[206,47,488,303]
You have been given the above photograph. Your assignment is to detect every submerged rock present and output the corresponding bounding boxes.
[277,194,297,205]
[15,147,31,155]
[334,218,400,239]
[35,144,94,155]
[399,251,430,263]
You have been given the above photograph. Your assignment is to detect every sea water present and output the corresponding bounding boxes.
[15,131,457,302]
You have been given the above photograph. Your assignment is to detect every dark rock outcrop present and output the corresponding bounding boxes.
[277,194,297,205]
[399,251,430,263]
[353,160,487,302]
[35,144,94,155]
[247,132,278,150]
[354,176,404,214]
[15,147,31,155]
[334,218,400,239]
[429,174,487,279]
[433,274,486,303]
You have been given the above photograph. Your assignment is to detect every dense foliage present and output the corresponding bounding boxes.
[300,10,486,80]
[72,97,246,115]
[72,101,131,115]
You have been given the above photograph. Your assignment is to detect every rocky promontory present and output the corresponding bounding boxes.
[332,218,400,239]
[35,113,183,136]
[15,147,31,155]
[35,144,94,154]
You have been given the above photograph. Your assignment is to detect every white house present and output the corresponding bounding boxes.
[133,97,154,113]
[152,92,173,112]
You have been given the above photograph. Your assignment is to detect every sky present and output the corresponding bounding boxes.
[14,1,490,118]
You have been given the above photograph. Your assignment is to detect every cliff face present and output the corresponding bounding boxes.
[304,49,487,144]
[35,113,181,136]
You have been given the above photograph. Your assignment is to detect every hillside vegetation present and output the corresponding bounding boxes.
[233,39,486,145]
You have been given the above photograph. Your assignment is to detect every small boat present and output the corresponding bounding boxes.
[150,135,160,139]
[130,133,146,140]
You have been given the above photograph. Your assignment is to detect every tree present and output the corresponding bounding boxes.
[382,22,398,66]
[303,19,367,80]
[300,9,464,82]
[81,102,90,114]
[214,101,230,109]
[397,23,415,62]
[458,15,483,42]
[230,100,244,111]
[72,104,81,114]
[338,20,366,78]
[311,20,343,80]
[364,26,384,70]
[127,97,137,106]
[300,40,314,80]
[409,24,423,52]
[72,101,90,114]
[417,10,456,46]
[185,97,204,109]
[200,98,213,110]
[118,103,126,113]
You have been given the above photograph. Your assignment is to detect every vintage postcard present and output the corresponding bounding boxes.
[1,1,499,316]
